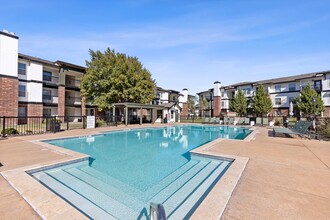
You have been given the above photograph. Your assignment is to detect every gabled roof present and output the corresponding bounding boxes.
[162,102,182,110]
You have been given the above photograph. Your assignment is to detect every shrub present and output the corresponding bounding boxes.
[274,118,281,126]
[318,118,330,138]
[1,128,19,135]
[96,119,106,127]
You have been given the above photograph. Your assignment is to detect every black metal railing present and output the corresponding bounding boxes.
[43,75,59,83]
[0,115,89,137]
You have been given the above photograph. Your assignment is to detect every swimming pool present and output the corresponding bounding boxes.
[31,125,251,219]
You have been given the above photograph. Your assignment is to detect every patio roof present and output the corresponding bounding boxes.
[111,102,165,109]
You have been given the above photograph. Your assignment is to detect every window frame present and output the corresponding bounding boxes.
[275,85,281,93]
[18,63,26,75]
[18,85,26,97]
[275,98,281,105]
[288,83,296,92]
[43,71,53,82]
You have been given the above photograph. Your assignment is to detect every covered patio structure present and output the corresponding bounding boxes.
[111,102,165,126]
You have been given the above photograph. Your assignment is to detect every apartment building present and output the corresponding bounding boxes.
[198,71,330,117]
[152,87,189,121]
[0,30,96,121]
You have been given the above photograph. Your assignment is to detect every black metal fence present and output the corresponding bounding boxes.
[0,116,88,137]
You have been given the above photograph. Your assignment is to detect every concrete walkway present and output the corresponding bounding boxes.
[0,125,329,219]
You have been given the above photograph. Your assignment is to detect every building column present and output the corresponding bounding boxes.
[213,96,221,117]
[0,77,18,117]
[58,86,65,118]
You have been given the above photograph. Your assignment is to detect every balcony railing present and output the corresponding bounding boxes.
[65,96,82,105]
[65,78,81,88]
[43,75,59,84]
[42,95,58,104]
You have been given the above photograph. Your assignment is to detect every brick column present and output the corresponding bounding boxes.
[180,103,189,118]
[58,86,65,118]
[27,103,43,124]
[213,96,221,117]
[0,77,18,117]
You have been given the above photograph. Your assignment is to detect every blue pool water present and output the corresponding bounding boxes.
[31,125,251,219]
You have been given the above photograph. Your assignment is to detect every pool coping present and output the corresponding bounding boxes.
[1,125,252,219]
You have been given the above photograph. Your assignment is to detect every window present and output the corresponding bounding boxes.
[288,83,295,91]
[43,108,51,117]
[43,71,52,81]
[221,101,225,108]
[243,88,251,95]
[43,89,52,100]
[275,98,281,105]
[275,85,281,93]
[18,85,26,97]
[18,106,26,117]
[288,97,295,104]
[274,110,281,116]
[18,63,26,75]
[221,91,224,97]
[314,80,322,91]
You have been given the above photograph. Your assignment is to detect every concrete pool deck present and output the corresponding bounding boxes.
[0,124,329,219]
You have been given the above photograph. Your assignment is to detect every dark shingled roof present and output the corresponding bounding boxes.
[18,53,58,67]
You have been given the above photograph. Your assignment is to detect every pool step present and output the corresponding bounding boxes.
[168,161,230,219]
[46,169,139,220]
[32,172,115,219]
[148,160,210,204]
[64,167,145,211]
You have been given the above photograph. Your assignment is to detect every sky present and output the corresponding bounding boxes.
[2,0,330,95]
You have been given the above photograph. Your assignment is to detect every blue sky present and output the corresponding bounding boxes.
[2,0,330,94]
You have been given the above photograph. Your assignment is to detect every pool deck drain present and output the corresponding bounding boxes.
[0,124,329,219]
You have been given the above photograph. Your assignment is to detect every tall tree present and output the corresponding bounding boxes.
[198,97,208,117]
[230,89,247,116]
[295,84,324,118]
[188,95,197,115]
[80,48,156,110]
[252,85,273,124]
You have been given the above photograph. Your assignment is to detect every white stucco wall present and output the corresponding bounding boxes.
[28,62,43,81]
[0,33,18,77]
[27,82,43,102]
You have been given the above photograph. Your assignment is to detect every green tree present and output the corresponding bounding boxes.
[80,48,156,110]
[198,97,208,117]
[230,89,247,116]
[252,85,273,124]
[188,95,197,115]
[295,84,324,118]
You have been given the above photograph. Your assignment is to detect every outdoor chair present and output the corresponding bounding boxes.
[244,117,250,125]
[229,117,235,125]
[256,117,262,126]
[263,118,269,126]
[215,118,220,124]
[203,117,210,124]
[273,121,312,138]
[238,117,245,125]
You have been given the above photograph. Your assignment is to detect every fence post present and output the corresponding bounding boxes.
[53,116,57,133]
[67,116,69,130]
[2,116,5,138]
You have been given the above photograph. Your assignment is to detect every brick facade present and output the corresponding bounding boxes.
[180,103,189,118]
[0,77,18,117]
[213,96,221,117]
[323,107,330,117]
[58,86,65,117]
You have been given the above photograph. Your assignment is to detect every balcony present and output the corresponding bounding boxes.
[65,78,81,88]
[65,96,82,105]
[42,95,58,104]
[43,75,59,84]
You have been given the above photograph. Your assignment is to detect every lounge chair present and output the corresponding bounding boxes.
[273,121,312,137]
[228,117,234,125]
[214,118,220,124]
[238,118,245,125]
[263,118,269,126]
[256,117,262,126]
[244,117,250,125]
[203,117,210,124]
